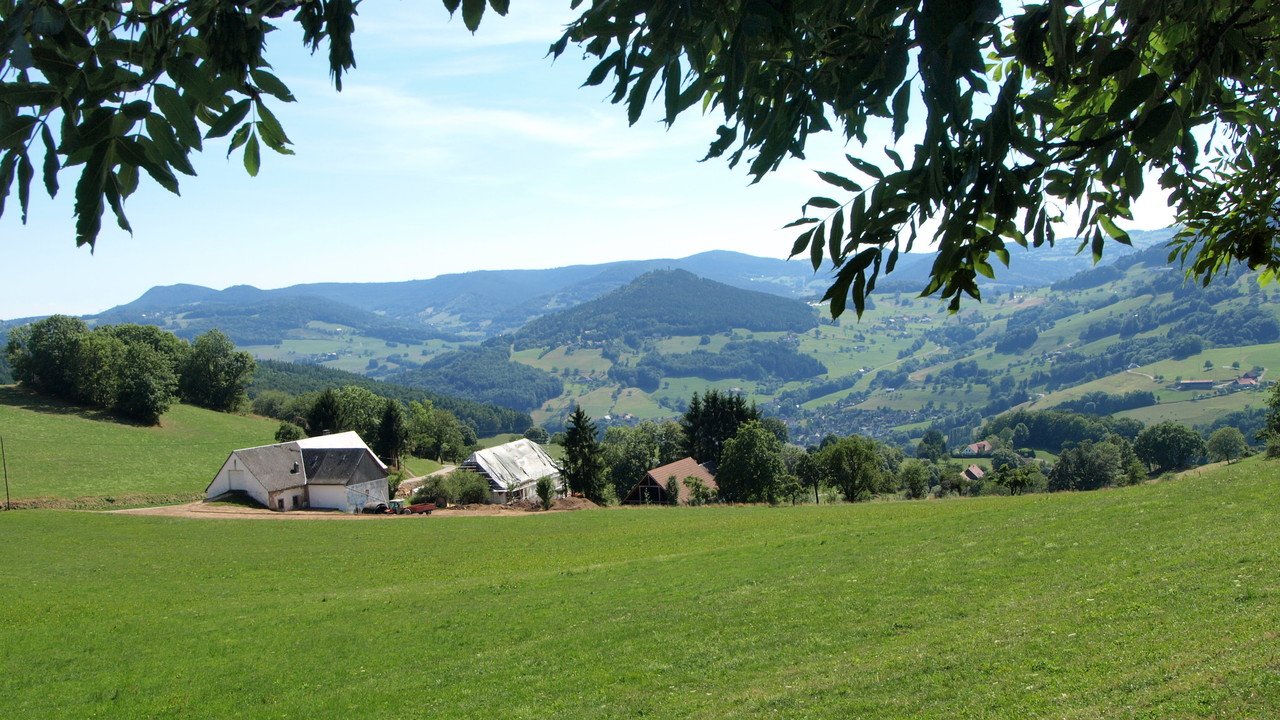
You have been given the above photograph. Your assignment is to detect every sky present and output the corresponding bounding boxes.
[0,3,1176,320]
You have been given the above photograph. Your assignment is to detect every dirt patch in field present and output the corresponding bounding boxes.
[98,495,602,519]
[431,497,600,517]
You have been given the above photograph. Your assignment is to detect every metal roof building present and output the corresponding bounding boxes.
[461,439,562,504]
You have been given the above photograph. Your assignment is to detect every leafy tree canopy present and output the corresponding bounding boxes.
[4,1,1277,314]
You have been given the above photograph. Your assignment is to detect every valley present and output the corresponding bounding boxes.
[5,229,1276,452]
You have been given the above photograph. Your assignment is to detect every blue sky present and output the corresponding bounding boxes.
[0,4,1175,320]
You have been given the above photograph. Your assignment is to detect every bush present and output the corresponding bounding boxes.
[274,421,305,443]
[411,469,491,506]
[536,476,556,510]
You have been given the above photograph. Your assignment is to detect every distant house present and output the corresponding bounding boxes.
[1176,379,1217,391]
[963,464,986,483]
[205,431,389,512]
[623,457,718,505]
[462,439,562,504]
[1235,377,1259,387]
[961,441,993,456]
[1243,369,1262,379]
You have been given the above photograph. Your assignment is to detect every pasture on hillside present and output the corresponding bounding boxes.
[0,386,279,503]
[2,461,1278,719]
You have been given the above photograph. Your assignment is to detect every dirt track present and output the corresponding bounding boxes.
[108,496,600,520]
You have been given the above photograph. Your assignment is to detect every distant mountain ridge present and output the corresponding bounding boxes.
[82,231,1175,339]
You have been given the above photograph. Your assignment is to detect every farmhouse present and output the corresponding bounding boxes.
[961,441,993,456]
[205,431,389,513]
[461,439,562,504]
[1176,379,1217,391]
[623,457,718,505]
[963,464,986,483]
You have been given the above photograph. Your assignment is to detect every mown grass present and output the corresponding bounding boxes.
[0,386,279,501]
[2,462,1278,718]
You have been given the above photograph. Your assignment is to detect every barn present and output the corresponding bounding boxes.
[623,457,718,505]
[461,439,562,504]
[205,431,389,513]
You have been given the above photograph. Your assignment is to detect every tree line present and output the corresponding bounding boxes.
[5,316,254,424]
[262,385,477,465]
[248,358,531,435]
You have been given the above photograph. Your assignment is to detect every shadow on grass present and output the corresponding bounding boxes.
[0,386,153,427]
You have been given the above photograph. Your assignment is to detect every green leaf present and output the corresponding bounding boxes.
[153,85,202,151]
[891,83,911,140]
[40,124,58,197]
[122,101,151,121]
[244,133,261,176]
[204,99,251,139]
[0,151,16,220]
[462,0,485,31]
[442,0,461,12]
[104,175,132,233]
[828,207,845,263]
[805,196,840,210]
[790,228,814,258]
[1133,102,1178,149]
[227,123,252,157]
[783,217,819,229]
[253,99,292,146]
[166,57,217,106]
[250,69,296,102]
[845,154,884,179]
[17,150,32,223]
[488,0,510,15]
[114,137,179,195]
[0,82,60,107]
[811,222,825,270]
[816,171,861,193]
[144,115,197,176]
[73,143,110,248]
[1098,214,1129,243]
[0,116,39,151]
[1097,47,1136,77]
[1107,73,1159,121]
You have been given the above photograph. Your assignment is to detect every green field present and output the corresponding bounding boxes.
[0,386,279,502]
[3,461,1279,718]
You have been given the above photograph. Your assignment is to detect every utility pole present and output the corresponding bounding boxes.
[1,436,9,511]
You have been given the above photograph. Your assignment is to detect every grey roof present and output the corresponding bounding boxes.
[464,439,560,491]
[303,448,388,486]
[232,443,306,493]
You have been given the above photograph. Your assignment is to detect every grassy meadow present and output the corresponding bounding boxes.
[2,461,1278,718]
[0,386,279,503]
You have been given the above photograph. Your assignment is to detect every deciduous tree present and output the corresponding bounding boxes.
[716,420,784,504]
[1134,422,1206,474]
[7,2,1278,313]
[1206,426,1247,465]
[179,330,255,412]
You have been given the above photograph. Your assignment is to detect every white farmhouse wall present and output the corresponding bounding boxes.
[206,457,270,507]
[308,484,349,511]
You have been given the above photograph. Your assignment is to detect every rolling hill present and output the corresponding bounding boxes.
[0,386,279,504]
[512,269,819,350]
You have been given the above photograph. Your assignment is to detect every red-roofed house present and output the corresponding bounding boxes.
[623,457,718,505]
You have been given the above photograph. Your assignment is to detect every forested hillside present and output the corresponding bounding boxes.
[94,296,454,347]
[386,343,563,414]
[248,359,531,435]
[512,269,818,350]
